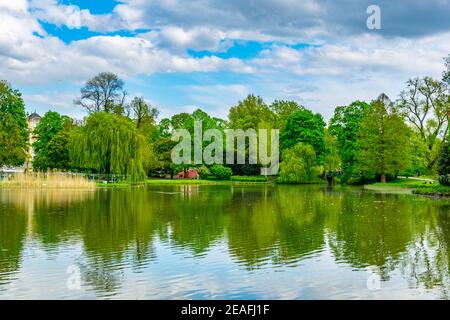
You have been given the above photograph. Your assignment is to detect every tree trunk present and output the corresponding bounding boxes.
[380,172,386,183]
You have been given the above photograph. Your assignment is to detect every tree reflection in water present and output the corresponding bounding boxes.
[0,185,449,298]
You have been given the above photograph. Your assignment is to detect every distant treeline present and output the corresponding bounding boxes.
[1,55,449,184]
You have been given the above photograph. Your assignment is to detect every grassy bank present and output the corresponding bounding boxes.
[94,177,272,187]
[145,178,271,186]
[364,178,449,197]
[96,181,132,188]
[413,185,450,197]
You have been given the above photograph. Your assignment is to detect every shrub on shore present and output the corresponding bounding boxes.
[209,165,232,180]
[413,184,450,197]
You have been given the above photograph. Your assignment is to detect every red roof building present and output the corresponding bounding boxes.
[176,169,199,179]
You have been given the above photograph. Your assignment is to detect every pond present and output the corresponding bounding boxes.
[0,184,449,299]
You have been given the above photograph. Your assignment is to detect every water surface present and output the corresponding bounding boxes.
[0,185,449,299]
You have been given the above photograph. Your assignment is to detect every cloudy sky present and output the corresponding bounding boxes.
[1,0,449,120]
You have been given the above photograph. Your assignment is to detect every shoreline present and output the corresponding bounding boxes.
[3,176,448,197]
[363,178,450,197]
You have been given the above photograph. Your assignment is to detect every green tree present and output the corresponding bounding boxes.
[397,77,449,170]
[228,94,274,130]
[166,109,227,165]
[269,100,302,128]
[33,111,71,170]
[278,142,321,184]
[45,131,71,170]
[0,113,28,166]
[171,112,192,129]
[228,96,280,175]
[128,96,160,146]
[323,129,341,173]
[151,137,177,177]
[400,129,429,176]
[158,118,172,138]
[75,72,126,114]
[129,97,159,130]
[329,101,370,178]
[0,80,28,166]
[69,112,146,181]
[356,94,411,183]
[436,138,450,186]
[280,107,326,162]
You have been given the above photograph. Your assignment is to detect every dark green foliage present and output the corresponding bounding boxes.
[209,164,232,180]
[437,140,450,185]
[171,112,192,130]
[0,113,28,166]
[148,137,177,176]
[227,96,267,174]
[228,163,261,176]
[413,184,450,196]
[280,108,326,162]
[33,111,71,170]
[45,131,70,170]
[158,118,172,138]
[0,80,29,166]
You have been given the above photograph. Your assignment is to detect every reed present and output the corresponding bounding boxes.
[0,188,95,210]
[0,172,96,190]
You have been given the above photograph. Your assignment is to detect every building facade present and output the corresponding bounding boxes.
[1,112,41,173]
[25,112,41,170]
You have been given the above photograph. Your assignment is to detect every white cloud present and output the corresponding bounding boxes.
[184,84,251,118]
[1,0,449,120]
[29,0,122,31]
[23,91,85,119]
[144,27,230,53]
[252,33,450,79]
[0,0,28,12]
[0,9,253,86]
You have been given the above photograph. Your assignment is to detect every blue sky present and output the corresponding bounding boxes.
[1,0,449,120]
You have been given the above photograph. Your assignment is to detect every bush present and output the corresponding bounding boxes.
[197,166,211,179]
[209,165,232,180]
[437,141,450,186]
[439,175,450,186]
[413,184,450,196]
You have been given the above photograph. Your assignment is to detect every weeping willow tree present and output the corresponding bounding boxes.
[69,112,146,182]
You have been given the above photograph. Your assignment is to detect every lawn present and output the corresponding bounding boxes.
[94,177,272,187]
[145,178,271,185]
[365,178,449,196]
